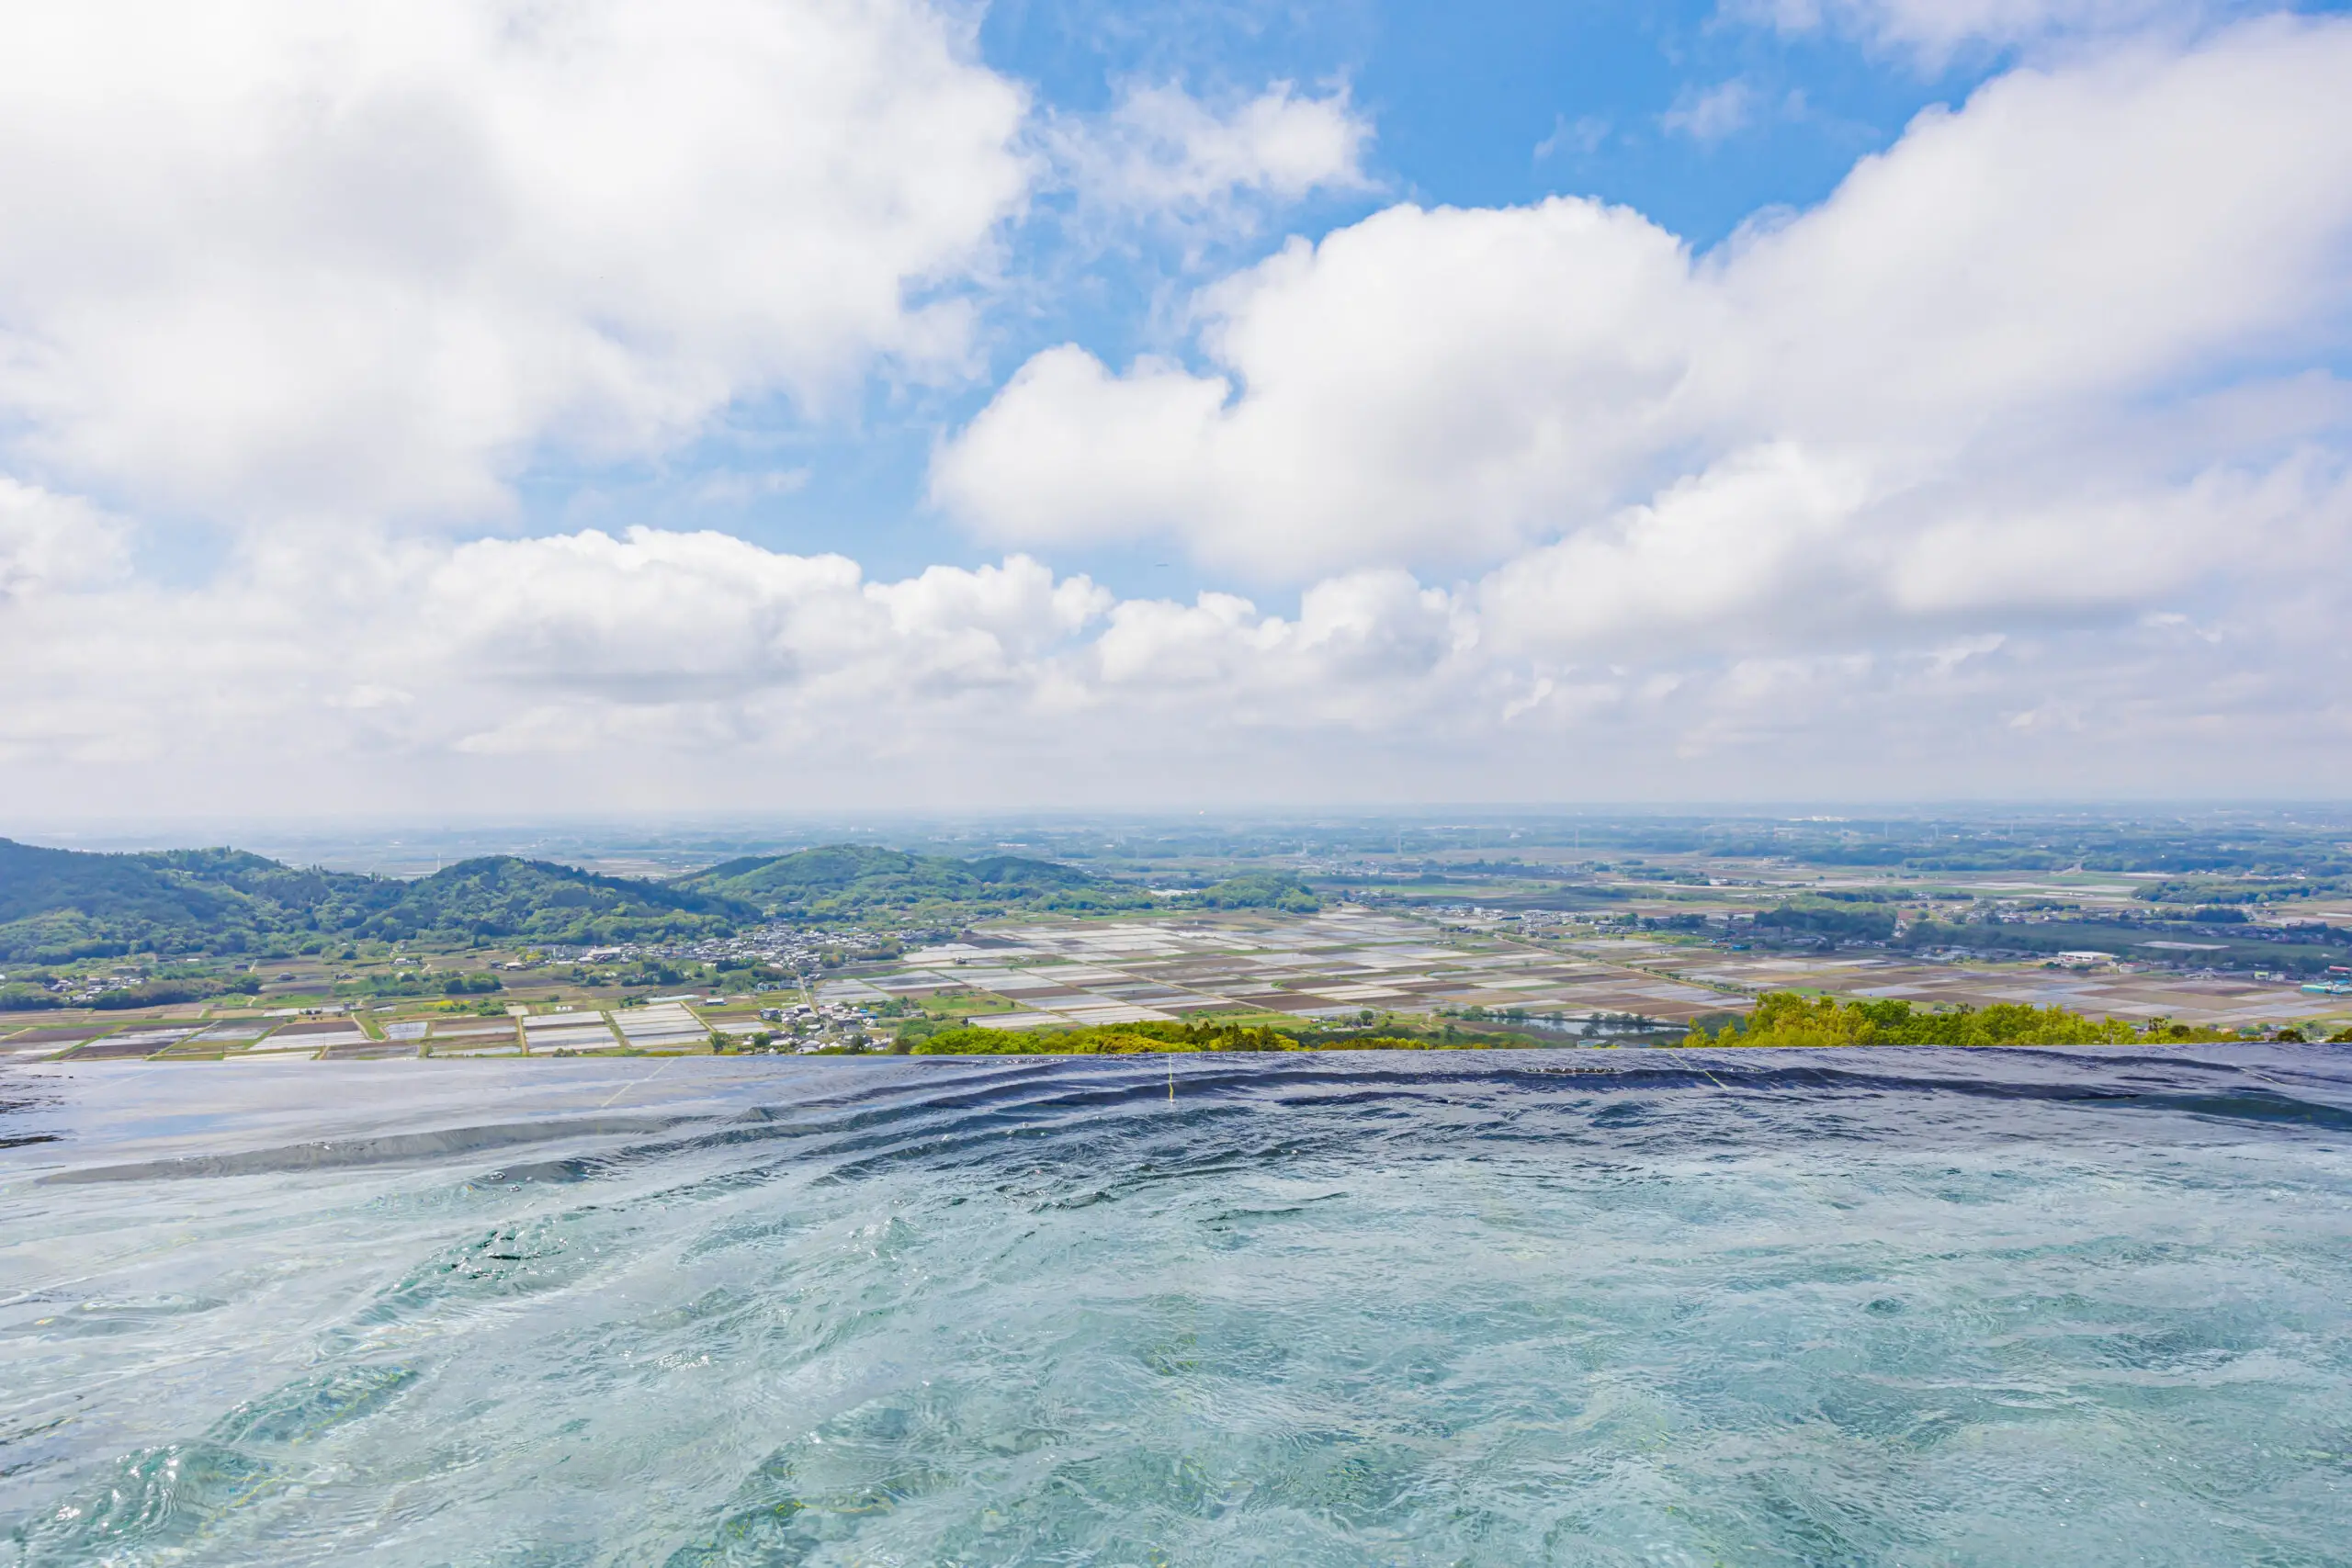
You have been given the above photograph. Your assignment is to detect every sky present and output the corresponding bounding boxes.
[2,0,2349,820]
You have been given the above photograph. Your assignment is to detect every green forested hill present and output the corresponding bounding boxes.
[0,840,748,961]
[671,844,1151,922]
[0,838,1165,962]
[1181,871,1321,912]
[0,839,402,961]
[356,857,752,945]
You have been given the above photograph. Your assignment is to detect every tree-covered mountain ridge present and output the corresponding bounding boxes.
[0,839,1337,963]
[0,839,754,961]
[669,843,1154,921]
[0,840,1306,962]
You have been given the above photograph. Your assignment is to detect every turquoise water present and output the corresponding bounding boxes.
[3,1048,2349,1566]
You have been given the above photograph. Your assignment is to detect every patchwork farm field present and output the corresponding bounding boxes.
[11,898,2345,1066]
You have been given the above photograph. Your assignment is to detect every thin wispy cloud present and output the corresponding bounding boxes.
[1663,79,1760,142]
[1534,114,1611,162]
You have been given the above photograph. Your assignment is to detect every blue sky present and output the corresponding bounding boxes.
[522,0,2350,594]
[545,0,2093,591]
[1,0,2349,817]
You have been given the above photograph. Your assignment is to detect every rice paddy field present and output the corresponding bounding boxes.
[6,901,2347,1067]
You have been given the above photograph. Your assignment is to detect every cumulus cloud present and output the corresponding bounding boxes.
[0,526,1109,781]
[1056,82,1373,218]
[934,15,2352,664]
[0,479,129,600]
[1476,445,1877,658]
[1093,570,1465,719]
[0,0,1030,525]
[402,529,1121,742]
[4,514,2348,815]
[1737,0,2219,60]
[6,8,2351,813]
[934,196,1702,573]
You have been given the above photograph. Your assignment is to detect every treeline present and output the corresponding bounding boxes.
[901,1019,1492,1055]
[1472,818,2352,879]
[0,963,512,1011]
[341,969,505,999]
[1894,917,2352,975]
[893,993,2335,1055]
[2135,879,2341,908]
[1679,993,2327,1048]
[1740,897,2352,975]
[0,972,265,1011]
[1757,902,1899,942]
[1175,872,1320,912]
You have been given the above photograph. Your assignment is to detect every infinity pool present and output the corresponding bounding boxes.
[4,1047,2348,1565]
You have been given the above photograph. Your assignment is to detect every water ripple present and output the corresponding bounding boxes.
[0,1047,2347,1565]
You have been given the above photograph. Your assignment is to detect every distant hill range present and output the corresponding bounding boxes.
[0,838,1324,964]
[0,839,749,962]
[671,844,1154,924]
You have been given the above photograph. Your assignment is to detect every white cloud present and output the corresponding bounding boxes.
[0,0,1030,526]
[1092,570,1465,720]
[1878,455,2348,617]
[1477,445,1876,658]
[6,12,2352,812]
[5,515,2349,815]
[1663,80,1759,143]
[1740,0,2217,60]
[0,525,1121,784]
[0,479,129,599]
[933,196,1702,575]
[411,528,1115,716]
[1052,81,1372,223]
[1534,115,1611,162]
[935,15,2352,658]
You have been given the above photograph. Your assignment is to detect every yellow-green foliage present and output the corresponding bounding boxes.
[904,1019,1492,1055]
[1683,992,2232,1048]
[2143,1020,2248,1043]
[904,995,2254,1054]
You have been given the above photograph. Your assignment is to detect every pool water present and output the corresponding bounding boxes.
[3,1047,2348,1565]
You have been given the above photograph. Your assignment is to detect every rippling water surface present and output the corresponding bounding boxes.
[3,1047,2350,1566]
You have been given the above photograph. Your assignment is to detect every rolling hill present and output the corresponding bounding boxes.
[669,844,1152,923]
[0,839,401,961]
[0,840,751,962]
[356,856,753,946]
[0,838,1177,964]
